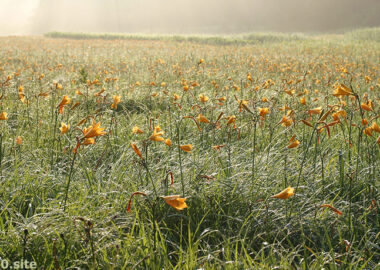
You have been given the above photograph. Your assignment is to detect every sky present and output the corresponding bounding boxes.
[0,0,38,35]
[0,0,379,36]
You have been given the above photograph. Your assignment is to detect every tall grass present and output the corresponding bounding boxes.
[344,27,380,42]
[45,31,307,45]
[0,34,378,269]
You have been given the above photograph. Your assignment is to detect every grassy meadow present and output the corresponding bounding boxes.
[0,29,379,269]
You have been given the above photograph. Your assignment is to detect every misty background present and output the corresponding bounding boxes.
[1,0,380,36]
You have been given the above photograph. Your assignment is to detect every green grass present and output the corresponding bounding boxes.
[0,32,379,269]
[344,27,380,42]
[45,27,380,45]
[44,31,307,45]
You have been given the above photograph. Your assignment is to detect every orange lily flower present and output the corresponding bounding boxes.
[180,144,193,153]
[258,107,270,117]
[333,84,353,97]
[371,122,380,133]
[197,114,210,124]
[162,195,188,210]
[111,95,121,109]
[279,115,293,127]
[361,102,372,111]
[0,112,8,120]
[58,95,71,114]
[364,127,373,137]
[82,119,107,139]
[308,107,322,115]
[164,138,172,146]
[59,122,70,134]
[130,143,144,160]
[132,126,144,134]
[199,94,209,103]
[272,187,295,199]
[15,136,23,145]
[149,128,165,142]
[288,140,300,149]
[82,138,96,145]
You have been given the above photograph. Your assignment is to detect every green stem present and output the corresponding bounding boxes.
[177,124,185,197]
[63,150,78,211]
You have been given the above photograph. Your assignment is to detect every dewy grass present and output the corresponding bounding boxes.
[0,31,378,269]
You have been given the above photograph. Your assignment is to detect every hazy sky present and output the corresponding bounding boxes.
[0,0,379,35]
[0,0,38,35]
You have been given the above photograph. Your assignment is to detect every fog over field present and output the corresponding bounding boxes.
[0,0,380,35]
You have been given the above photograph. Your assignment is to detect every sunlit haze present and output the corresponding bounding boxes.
[0,0,379,35]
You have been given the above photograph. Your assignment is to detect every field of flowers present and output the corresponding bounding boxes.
[0,32,379,269]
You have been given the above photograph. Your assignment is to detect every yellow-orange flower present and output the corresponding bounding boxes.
[284,88,295,96]
[132,126,144,134]
[162,195,188,210]
[197,114,210,124]
[164,138,172,146]
[333,84,353,97]
[82,120,106,139]
[364,127,373,137]
[361,102,372,112]
[0,112,8,120]
[212,144,225,151]
[272,187,295,199]
[130,143,144,159]
[226,115,236,125]
[180,144,193,153]
[288,140,300,149]
[58,95,71,114]
[15,136,22,145]
[371,122,380,133]
[150,128,164,142]
[18,86,27,104]
[336,110,347,118]
[111,95,121,109]
[258,107,269,117]
[218,96,226,102]
[279,115,293,127]
[308,107,322,115]
[59,122,70,134]
[82,138,95,145]
[300,97,306,105]
[199,94,209,103]
[279,105,291,112]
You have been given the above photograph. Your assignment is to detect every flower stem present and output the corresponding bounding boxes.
[63,150,78,211]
